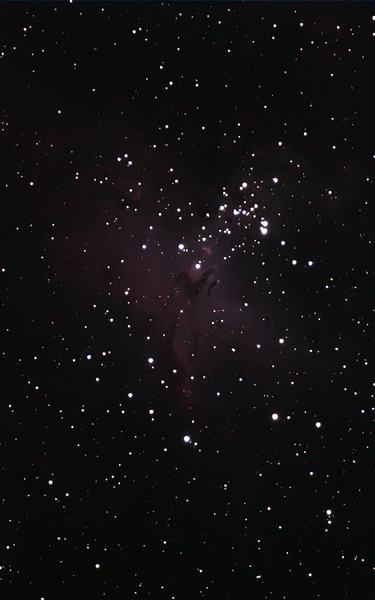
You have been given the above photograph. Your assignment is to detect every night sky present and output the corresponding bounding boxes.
[1,2,375,598]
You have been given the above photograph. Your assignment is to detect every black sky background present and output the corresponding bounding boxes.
[1,2,375,599]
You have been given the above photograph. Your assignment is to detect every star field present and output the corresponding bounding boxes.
[1,3,375,598]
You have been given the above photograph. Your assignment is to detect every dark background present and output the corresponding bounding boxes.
[1,2,375,598]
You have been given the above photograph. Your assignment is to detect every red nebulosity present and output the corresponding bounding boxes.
[50,149,304,395]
